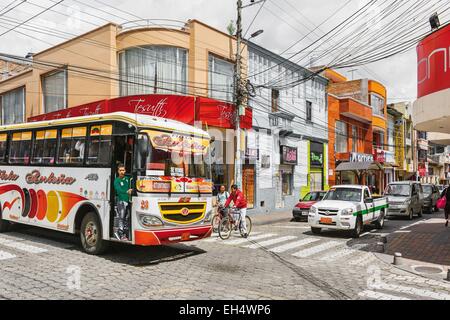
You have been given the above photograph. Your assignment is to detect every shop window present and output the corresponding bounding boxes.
[87,125,113,165]
[9,131,32,164]
[0,134,7,162]
[208,55,234,102]
[58,127,87,164]
[352,126,358,152]
[2,87,24,125]
[42,70,67,113]
[282,172,293,196]
[32,130,57,164]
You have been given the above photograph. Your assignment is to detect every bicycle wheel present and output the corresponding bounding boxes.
[219,217,232,240]
[240,216,252,237]
[211,214,221,233]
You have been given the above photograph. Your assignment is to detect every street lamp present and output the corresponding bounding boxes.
[250,29,264,39]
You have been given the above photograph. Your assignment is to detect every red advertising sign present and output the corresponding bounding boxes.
[373,149,385,164]
[109,95,195,124]
[29,100,108,122]
[196,97,253,130]
[418,163,427,177]
[417,24,450,98]
[28,94,253,130]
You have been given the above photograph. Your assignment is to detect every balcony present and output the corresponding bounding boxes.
[338,98,372,124]
[417,138,428,151]
[269,111,295,137]
[118,19,190,34]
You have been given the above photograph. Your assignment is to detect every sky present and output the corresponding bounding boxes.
[0,0,445,104]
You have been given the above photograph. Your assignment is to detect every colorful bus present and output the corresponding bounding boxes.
[0,112,214,254]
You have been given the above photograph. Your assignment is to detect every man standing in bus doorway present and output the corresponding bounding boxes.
[224,185,248,238]
[114,164,133,241]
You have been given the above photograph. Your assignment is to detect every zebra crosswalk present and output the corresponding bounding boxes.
[0,235,48,261]
[203,230,374,265]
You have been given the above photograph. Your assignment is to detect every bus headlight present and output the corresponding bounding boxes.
[139,215,163,228]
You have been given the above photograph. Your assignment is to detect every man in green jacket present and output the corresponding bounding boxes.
[114,164,133,241]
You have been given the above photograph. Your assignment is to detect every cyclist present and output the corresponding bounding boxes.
[224,184,248,238]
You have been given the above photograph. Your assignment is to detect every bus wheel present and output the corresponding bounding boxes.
[80,212,109,255]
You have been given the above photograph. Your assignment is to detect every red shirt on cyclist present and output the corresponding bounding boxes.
[224,185,247,209]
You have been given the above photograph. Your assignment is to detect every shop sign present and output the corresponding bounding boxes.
[374,149,385,163]
[310,142,324,167]
[245,148,259,160]
[281,146,298,165]
[350,153,374,163]
[384,151,395,164]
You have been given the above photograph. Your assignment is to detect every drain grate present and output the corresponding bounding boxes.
[412,266,444,274]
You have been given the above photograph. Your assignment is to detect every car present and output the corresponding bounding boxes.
[292,191,326,222]
[422,184,440,213]
[308,185,387,238]
[384,181,424,220]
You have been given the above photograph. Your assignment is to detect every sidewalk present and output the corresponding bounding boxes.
[248,210,293,226]
[385,214,450,267]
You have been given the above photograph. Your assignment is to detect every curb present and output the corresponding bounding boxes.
[372,251,450,284]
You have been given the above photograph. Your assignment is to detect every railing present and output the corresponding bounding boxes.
[118,19,190,34]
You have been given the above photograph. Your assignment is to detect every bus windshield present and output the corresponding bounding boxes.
[134,130,212,194]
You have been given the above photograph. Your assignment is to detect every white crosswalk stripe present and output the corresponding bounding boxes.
[202,232,262,243]
[319,244,368,262]
[349,253,377,267]
[243,236,297,249]
[0,250,16,261]
[292,241,341,258]
[268,238,321,253]
[223,233,277,246]
[359,290,410,300]
[0,237,47,254]
[370,282,450,300]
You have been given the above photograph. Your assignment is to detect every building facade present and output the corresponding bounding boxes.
[247,42,328,213]
[0,20,261,204]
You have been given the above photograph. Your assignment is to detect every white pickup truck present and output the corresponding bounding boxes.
[308,185,388,238]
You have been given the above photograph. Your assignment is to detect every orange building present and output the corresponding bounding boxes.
[320,68,389,193]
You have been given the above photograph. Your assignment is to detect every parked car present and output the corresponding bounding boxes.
[384,181,424,220]
[308,185,387,238]
[292,191,326,221]
[422,184,440,213]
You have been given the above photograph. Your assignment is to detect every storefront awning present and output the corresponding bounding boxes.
[335,161,384,172]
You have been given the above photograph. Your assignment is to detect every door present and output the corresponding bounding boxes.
[411,184,419,214]
[364,188,375,222]
[242,165,255,209]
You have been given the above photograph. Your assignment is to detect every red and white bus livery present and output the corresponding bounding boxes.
[0,112,214,254]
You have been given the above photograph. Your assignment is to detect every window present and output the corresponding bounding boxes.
[335,121,348,153]
[42,70,67,113]
[119,46,187,96]
[87,125,113,165]
[9,131,32,164]
[282,172,293,196]
[272,89,279,112]
[2,87,24,125]
[32,130,57,164]
[58,127,87,164]
[370,93,385,116]
[306,100,312,122]
[0,133,7,162]
[208,55,234,102]
[352,125,358,152]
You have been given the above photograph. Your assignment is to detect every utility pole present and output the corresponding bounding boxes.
[234,0,243,188]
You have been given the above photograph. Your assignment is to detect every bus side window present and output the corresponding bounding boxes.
[58,127,87,165]
[87,125,113,166]
[0,133,8,163]
[33,130,57,165]
[9,132,32,165]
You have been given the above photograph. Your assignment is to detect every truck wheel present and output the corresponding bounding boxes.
[80,212,109,255]
[374,211,385,230]
[311,227,321,235]
[408,209,413,220]
[352,216,363,238]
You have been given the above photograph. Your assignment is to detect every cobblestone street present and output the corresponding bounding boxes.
[1,212,449,300]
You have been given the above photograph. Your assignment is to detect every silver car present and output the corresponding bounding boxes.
[422,184,440,213]
[385,182,424,220]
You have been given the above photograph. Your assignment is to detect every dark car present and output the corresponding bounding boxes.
[422,184,440,213]
[292,191,327,222]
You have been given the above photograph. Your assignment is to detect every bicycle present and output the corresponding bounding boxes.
[211,205,226,233]
[218,207,252,240]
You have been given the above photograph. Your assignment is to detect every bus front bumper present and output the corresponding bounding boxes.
[134,225,212,246]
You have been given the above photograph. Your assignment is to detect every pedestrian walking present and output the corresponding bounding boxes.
[113,164,133,240]
[441,187,450,227]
